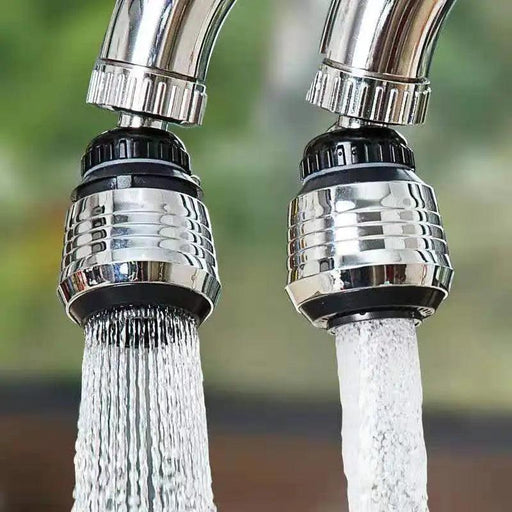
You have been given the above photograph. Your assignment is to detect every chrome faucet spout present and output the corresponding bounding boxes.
[308,0,457,125]
[87,0,237,126]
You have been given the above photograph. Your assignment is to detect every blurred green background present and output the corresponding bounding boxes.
[0,0,511,413]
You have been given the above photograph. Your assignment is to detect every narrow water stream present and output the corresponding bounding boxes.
[335,318,428,512]
[72,306,216,512]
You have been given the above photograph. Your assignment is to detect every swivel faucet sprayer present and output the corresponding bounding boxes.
[58,0,237,328]
[58,127,221,327]
[60,2,237,508]
[287,126,453,329]
[287,0,456,330]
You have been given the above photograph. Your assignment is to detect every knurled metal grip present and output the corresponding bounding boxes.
[87,61,207,126]
[307,64,431,126]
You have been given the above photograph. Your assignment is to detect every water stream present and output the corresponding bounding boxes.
[335,318,428,512]
[72,306,216,512]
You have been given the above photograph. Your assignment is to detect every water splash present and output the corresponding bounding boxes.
[72,306,216,512]
[335,318,428,512]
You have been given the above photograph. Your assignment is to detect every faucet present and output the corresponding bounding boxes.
[88,0,237,126]
[58,0,237,327]
[59,4,238,508]
[286,0,457,330]
[308,0,457,125]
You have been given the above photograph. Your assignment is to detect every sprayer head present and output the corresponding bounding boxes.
[286,127,453,330]
[58,127,221,327]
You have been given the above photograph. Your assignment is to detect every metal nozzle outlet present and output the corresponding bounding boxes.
[87,0,237,126]
[308,0,457,125]
[58,127,221,327]
[286,127,453,330]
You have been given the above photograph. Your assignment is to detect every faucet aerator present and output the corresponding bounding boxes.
[286,127,453,330]
[58,127,221,327]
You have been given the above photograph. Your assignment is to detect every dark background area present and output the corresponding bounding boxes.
[0,0,511,510]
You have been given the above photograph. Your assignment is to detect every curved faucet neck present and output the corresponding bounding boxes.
[87,0,237,126]
[309,0,457,126]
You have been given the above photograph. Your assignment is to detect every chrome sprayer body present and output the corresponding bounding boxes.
[286,128,453,329]
[58,129,221,327]
[287,0,457,330]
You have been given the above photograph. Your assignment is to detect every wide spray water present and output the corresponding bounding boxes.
[335,319,428,512]
[72,306,216,512]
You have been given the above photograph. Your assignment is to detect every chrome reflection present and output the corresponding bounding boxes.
[87,0,237,125]
[58,188,221,325]
[308,0,457,124]
[286,178,454,328]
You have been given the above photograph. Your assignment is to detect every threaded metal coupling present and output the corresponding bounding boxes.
[87,61,208,126]
[307,64,431,126]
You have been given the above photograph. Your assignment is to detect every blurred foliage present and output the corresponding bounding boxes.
[0,0,511,411]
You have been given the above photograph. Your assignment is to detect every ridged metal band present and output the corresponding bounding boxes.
[307,63,431,126]
[87,60,208,126]
[58,188,220,323]
[286,176,454,328]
